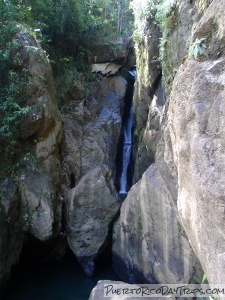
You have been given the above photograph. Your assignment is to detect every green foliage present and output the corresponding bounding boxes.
[0,1,31,39]
[201,274,219,300]
[155,0,177,35]
[202,273,207,283]
[130,0,154,44]
[1,0,133,75]
[158,4,178,101]
[130,0,177,44]
[0,71,30,144]
[25,0,133,74]
[131,0,177,102]
[0,1,32,178]
[5,216,11,223]
[0,0,133,178]
[189,38,207,60]
[23,152,40,169]
[177,222,188,239]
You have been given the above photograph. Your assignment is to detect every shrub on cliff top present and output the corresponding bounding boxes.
[0,1,31,177]
[130,0,177,45]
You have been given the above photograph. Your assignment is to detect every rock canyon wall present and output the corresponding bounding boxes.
[0,30,133,293]
[1,0,225,295]
[113,0,225,286]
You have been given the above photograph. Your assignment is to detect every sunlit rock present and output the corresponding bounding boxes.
[92,63,121,76]
[113,164,202,283]
[67,165,121,276]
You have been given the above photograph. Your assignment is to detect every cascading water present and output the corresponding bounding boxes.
[118,69,136,200]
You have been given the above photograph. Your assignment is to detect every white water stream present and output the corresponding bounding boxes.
[119,70,136,198]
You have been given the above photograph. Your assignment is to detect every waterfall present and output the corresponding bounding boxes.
[118,69,136,199]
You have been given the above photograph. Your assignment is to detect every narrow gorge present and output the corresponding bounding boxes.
[1,0,225,299]
[117,69,136,199]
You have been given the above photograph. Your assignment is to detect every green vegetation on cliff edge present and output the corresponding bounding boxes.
[0,0,133,179]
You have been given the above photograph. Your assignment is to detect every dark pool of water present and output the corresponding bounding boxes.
[2,253,119,300]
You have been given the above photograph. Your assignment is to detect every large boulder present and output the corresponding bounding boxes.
[16,30,62,141]
[13,30,63,184]
[61,73,127,275]
[90,37,135,76]
[164,0,225,284]
[167,58,225,283]
[67,165,121,276]
[61,75,127,191]
[112,164,202,284]
[19,166,61,241]
[123,0,225,288]
[68,81,85,101]
[88,37,130,64]
[14,29,63,234]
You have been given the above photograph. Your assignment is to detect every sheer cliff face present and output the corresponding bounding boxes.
[167,0,225,283]
[0,30,63,292]
[113,0,225,284]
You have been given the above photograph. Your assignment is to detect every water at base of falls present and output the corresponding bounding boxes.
[2,251,119,300]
